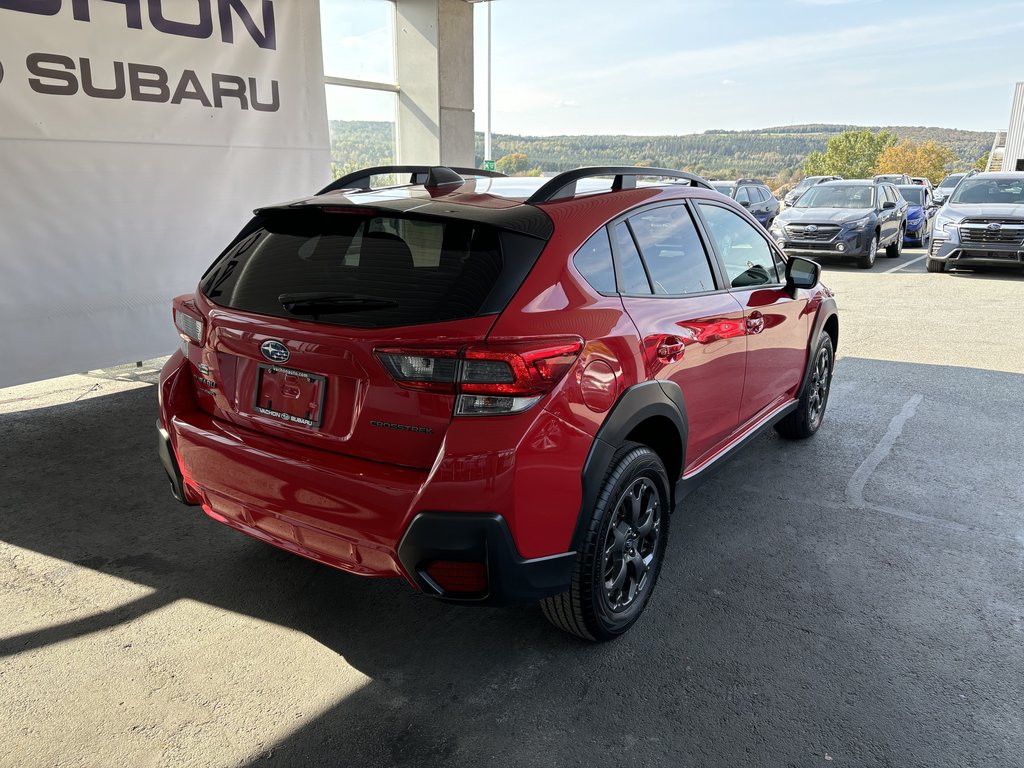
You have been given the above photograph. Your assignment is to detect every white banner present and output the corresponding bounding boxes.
[0,0,330,387]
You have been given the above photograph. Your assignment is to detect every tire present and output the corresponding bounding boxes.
[541,443,670,642]
[775,331,834,440]
[857,234,878,269]
[886,226,904,258]
[926,257,946,273]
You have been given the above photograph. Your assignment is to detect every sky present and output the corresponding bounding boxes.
[322,0,1024,136]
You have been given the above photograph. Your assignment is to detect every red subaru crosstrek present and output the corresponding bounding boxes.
[157,165,838,640]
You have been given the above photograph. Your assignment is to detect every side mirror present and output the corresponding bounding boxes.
[882,201,896,210]
[739,200,751,208]
[786,256,821,293]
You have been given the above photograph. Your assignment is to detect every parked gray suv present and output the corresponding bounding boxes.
[927,172,1024,273]
[770,180,908,269]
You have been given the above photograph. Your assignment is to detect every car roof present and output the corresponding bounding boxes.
[255,167,726,239]
[965,172,1024,181]
[818,179,875,186]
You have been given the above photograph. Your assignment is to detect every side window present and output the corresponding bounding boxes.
[883,186,896,205]
[626,205,717,295]
[697,203,781,288]
[758,187,772,203]
[573,229,616,294]
[734,187,751,204]
[612,222,652,295]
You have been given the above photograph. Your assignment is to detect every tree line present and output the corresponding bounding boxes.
[328,120,992,187]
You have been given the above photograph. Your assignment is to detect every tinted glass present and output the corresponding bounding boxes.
[712,184,734,196]
[627,206,716,295]
[938,174,964,189]
[573,229,616,293]
[201,210,535,328]
[756,187,772,202]
[697,203,780,288]
[735,187,751,204]
[796,185,875,209]
[792,177,817,192]
[612,222,652,295]
[949,178,1024,204]
[897,186,924,205]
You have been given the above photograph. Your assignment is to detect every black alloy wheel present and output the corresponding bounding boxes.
[541,443,670,641]
[775,331,835,440]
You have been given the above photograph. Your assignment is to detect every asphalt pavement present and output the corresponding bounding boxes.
[1,248,1022,767]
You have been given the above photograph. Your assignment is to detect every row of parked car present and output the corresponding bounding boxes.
[713,170,1024,272]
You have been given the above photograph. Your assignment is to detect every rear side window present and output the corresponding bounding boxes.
[573,229,616,293]
[201,210,543,328]
[627,205,717,295]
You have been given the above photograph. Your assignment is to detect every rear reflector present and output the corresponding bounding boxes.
[376,338,583,415]
[425,560,487,594]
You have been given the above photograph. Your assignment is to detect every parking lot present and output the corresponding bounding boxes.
[2,247,1022,767]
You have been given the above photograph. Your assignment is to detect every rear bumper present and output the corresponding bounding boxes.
[398,513,575,605]
[156,354,583,605]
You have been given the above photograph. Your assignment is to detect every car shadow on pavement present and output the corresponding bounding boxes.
[2,357,1023,766]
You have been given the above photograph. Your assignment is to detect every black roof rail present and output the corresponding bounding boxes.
[318,165,505,195]
[525,166,713,204]
[736,178,764,185]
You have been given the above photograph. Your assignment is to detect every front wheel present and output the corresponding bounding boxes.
[541,443,670,642]
[775,331,834,440]
[926,257,946,273]
[857,235,878,269]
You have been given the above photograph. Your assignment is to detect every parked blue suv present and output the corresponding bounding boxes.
[896,184,935,247]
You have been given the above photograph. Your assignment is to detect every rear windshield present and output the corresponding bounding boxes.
[938,174,964,189]
[897,186,924,205]
[200,209,544,328]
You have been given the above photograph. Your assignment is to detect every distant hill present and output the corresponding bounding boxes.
[328,121,993,181]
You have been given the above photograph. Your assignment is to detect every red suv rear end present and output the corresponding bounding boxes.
[158,165,838,640]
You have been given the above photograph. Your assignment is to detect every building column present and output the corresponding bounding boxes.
[394,0,475,167]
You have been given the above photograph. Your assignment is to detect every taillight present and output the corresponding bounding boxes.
[172,295,204,345]
[376,338,582,416]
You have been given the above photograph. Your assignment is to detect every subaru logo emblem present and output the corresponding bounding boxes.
[806,225,818,233]
[260,340,290,363]
[987,222,1002,231]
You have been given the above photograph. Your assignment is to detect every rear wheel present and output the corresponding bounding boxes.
[541,443,670,642]
[926,257,946,273]
[775,331,834,440]
[857,235,878,269]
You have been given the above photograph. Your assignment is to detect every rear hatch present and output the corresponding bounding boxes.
[181,205,547,469]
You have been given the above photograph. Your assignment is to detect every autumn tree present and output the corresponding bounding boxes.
[495,152,542,176]
[874,139,957,184]
[804,129,898,178]
[973,152,990,171]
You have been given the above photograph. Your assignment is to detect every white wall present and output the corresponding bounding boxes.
[0,1,330,387]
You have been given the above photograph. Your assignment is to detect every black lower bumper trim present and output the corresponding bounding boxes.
[397,512,575,606]
[157,420,196,506]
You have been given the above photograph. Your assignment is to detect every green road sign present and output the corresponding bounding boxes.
[483,160,495,172]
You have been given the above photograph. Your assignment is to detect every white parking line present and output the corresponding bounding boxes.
[884,254,928,273]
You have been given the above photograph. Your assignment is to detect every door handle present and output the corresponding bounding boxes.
[656,337,685,360]
[746,311,765,335]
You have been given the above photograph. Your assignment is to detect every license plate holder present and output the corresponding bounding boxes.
[253,364,326,428]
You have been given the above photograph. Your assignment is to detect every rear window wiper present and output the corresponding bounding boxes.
[278,292,399,316]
